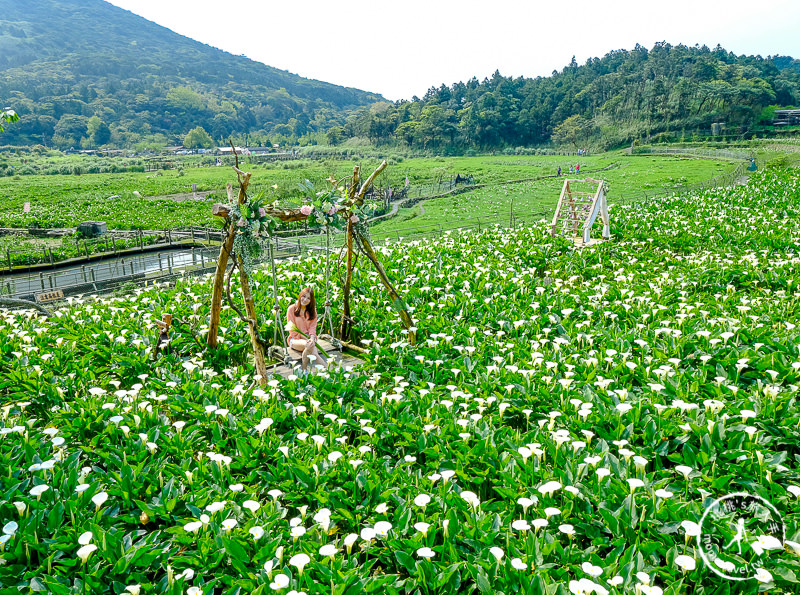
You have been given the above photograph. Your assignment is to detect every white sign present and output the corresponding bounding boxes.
[698,491,784,581]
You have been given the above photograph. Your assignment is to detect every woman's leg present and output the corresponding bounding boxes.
[302,341,327,370]
[289,339,310,370]
[311,344,327,368]
[289,338,308,352]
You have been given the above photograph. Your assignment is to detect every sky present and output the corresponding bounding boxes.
[105,0,800,101]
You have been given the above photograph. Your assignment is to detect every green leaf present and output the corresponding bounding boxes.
[42,578,70,595]
[683,444,698,467]
[223,537,248,561]
[712,474,736,489]
[773,566,798,583]
[476,570,492,594]
[394,550,416,574]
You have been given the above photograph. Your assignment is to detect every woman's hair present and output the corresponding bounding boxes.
[293,286,317,320]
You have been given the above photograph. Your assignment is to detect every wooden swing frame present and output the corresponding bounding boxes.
[207,157,415,386]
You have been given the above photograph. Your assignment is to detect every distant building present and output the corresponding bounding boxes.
[774,110,800,126]
[215,146,246,155]
[215,146,273,155]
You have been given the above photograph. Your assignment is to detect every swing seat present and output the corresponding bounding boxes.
[268,337,363,378]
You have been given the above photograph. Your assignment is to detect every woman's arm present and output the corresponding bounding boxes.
[286,306,301,341]
[307,316,319,339]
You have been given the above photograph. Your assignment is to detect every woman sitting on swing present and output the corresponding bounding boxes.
[287,287,327,371]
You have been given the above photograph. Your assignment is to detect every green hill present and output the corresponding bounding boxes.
[0,0,383,148]
[338,43,800,151]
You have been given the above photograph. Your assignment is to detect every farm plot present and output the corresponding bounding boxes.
[0,154,730,232]
[1,169,800,594]
[373,156,734,234]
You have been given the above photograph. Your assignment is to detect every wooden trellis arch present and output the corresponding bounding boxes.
[206,158,415,386]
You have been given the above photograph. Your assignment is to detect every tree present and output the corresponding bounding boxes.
[87,116,111,146]
[326,126,345,146]
[395,121,419,148]
[211,113,235,139]
[183,126,214,151]
[167,87,206,112]
[54,114,89,147]
[551,115,589,150]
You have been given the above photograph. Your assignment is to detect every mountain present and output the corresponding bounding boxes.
[336,43,800,151]
[0,0,383,148]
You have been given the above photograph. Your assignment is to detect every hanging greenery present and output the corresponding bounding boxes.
[226,193,278,279]
[296,178,377,235]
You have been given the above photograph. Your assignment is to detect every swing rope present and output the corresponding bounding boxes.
[322,224,341,349]
[268,238,290,364]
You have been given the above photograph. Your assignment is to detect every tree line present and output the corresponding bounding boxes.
[332,43,799,151]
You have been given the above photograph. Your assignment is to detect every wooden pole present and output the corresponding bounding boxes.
[208,176,250,348]
[339,166,360,340]
[237,256,268,386]
[340,219,354,341]
[338,160,416,343]
[354,230,415,345]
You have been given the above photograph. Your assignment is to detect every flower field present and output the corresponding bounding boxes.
[2,168,800,594]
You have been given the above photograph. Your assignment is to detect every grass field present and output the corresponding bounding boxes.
[372,154,734,234]
[0,152,734,232]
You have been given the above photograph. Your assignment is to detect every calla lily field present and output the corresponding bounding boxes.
[3,167,800,594]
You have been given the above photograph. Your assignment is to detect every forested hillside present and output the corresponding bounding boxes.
[0,0,382,148]
[336,43,800,151]
[1,0,797,152]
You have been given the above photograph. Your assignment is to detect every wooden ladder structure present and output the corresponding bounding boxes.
[550,177,610,246]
